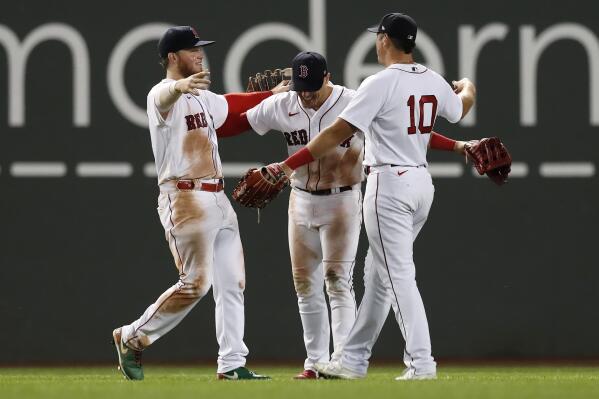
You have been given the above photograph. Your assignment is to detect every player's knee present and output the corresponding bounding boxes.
[292,267,313,296]
[188,284,210,299]
[325,278,350,296]
[195,285,211,298]
[324,264,351,294]
[293,278,312,296]
[184,275,211,298]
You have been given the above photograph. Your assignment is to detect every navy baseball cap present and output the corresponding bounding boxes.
[291,51,328,92]
[367,13,417,44]
[158,26,215,59]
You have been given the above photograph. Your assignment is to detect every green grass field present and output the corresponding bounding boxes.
[1,365,598,399]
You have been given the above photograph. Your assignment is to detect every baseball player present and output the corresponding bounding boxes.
[111,25,289,381]
[221,51,363,379]
[268,13,477,380]
[221,52,470,379]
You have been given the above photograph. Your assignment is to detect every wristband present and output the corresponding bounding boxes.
[284,147,315,170]
[430,132,456,151]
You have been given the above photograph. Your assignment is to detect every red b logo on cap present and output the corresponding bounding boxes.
[299,65,309,78]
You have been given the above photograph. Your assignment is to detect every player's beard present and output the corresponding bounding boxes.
[178,59,203,78]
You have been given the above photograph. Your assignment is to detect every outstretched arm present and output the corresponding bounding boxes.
[282,127,471,176]
[216,93,269,138]
[155,71,211,118]
[217,80,290,138]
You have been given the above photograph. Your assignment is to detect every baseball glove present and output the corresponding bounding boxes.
[465,137,512,185]
[232,163,290,208]
[246,68,292,92]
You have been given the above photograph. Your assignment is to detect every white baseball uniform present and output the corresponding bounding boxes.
[335,63,463,376]
[119,78,249,374]
[246,84,364,370]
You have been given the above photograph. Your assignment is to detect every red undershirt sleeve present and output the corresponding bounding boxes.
[429,131,456,151]
[216,91,272,138]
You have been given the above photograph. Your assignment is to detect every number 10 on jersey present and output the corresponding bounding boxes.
[407,95,438,135]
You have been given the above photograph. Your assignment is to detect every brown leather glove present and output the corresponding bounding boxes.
[232,163,290,208]
[246,68,292,92]
[465,137,512,185]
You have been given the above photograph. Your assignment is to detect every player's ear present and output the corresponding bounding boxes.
[382,34,389,47]
[168,52,178,65]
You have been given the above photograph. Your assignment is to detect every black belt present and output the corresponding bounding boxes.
[295,185,353,196]
[364,164,426,175]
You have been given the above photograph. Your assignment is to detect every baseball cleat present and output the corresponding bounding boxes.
[294,369,319,379]
[217,366,270,380]
[394,367,437,381]
[314,361,364,380]
[112,328,144,380]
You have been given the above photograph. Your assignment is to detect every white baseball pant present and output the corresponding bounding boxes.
[120,188,248,373]
[288,186,362,371]
[340,166,436,376]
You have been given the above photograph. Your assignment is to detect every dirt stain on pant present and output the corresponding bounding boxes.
[170,192,206,227]
[167,192,207,277]
[137,334,152,349]
[325,262,349,294]
[290,227,319,296]
[325,205,353,261]
[161,274,210,314]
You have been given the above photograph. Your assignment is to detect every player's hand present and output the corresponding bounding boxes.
[452,78,473,94]
[453,140,467,155]
[175,71,211,95]
[454,140,479,158]
[454,140,476,156]
[271,80,291,95]
[279,162,293,177]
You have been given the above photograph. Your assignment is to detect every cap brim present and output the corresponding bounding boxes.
[367,25,380,33]
[291,80,322,92]
[194,40,215,47]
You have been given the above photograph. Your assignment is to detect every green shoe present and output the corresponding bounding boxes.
[217,366,270,380]
[112,328,144,380]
